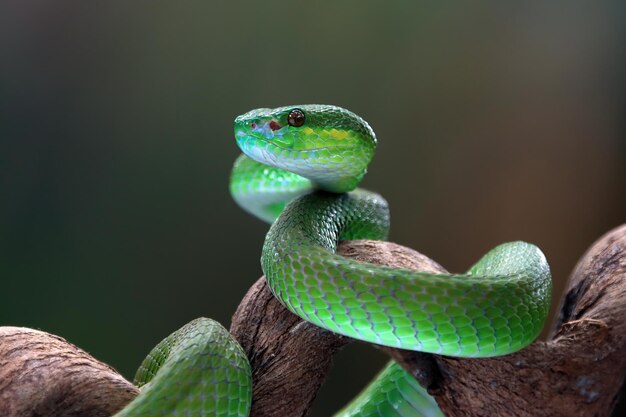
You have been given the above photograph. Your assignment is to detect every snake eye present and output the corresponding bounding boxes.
[287,109,306,127]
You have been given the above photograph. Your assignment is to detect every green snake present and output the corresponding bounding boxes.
[115,105,552,416]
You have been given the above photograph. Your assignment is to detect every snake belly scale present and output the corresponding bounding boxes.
[113,104,551,417]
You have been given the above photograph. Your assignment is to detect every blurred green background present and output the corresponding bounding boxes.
[1,1,625,415]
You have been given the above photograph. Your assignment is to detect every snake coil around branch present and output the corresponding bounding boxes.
[0,105,624,416]
[1,224,625,416]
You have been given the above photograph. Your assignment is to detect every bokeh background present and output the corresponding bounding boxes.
[1,2,625,415]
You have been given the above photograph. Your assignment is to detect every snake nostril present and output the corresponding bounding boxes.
[250,123,257,129]
[269,121,281,131]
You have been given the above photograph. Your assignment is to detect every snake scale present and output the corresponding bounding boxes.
[114,105,552,416]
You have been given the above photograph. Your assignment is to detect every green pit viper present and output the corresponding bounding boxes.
[114,105,552,417]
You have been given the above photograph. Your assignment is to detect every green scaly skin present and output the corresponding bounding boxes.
[231,104,552,416]
[114,318,252,417]
[113,104,550,417]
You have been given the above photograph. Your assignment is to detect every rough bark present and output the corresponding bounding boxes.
[0,225,624,416]
[0,327,138,417]
[228,225,626,417]
[426,224,626,417]
[230,277,349,417]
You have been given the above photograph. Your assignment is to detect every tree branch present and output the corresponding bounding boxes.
[230,276,349,417]
[229,225,626,417]
[0,327,137,417]
[1,225,624,416]
[428,224,626,417]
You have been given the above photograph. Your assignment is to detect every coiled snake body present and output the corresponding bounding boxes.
[117,105,552,416]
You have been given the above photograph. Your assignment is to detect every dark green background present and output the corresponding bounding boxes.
[2,2,625,415]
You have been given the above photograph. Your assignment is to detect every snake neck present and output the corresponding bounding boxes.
[309,174,366,194]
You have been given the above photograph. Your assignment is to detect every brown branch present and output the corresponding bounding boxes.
[0,327,138,417]
[347,227,626,416]
[1,225,624,416]
[228,241,449,417]
[230,277,349,417]
[229,225,626,417]
[426,224,626,417]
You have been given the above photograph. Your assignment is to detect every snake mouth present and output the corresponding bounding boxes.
[236,130,349,154]
[236,131,360,181]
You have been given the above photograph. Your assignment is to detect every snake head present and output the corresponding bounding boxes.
[234,104,377,193]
